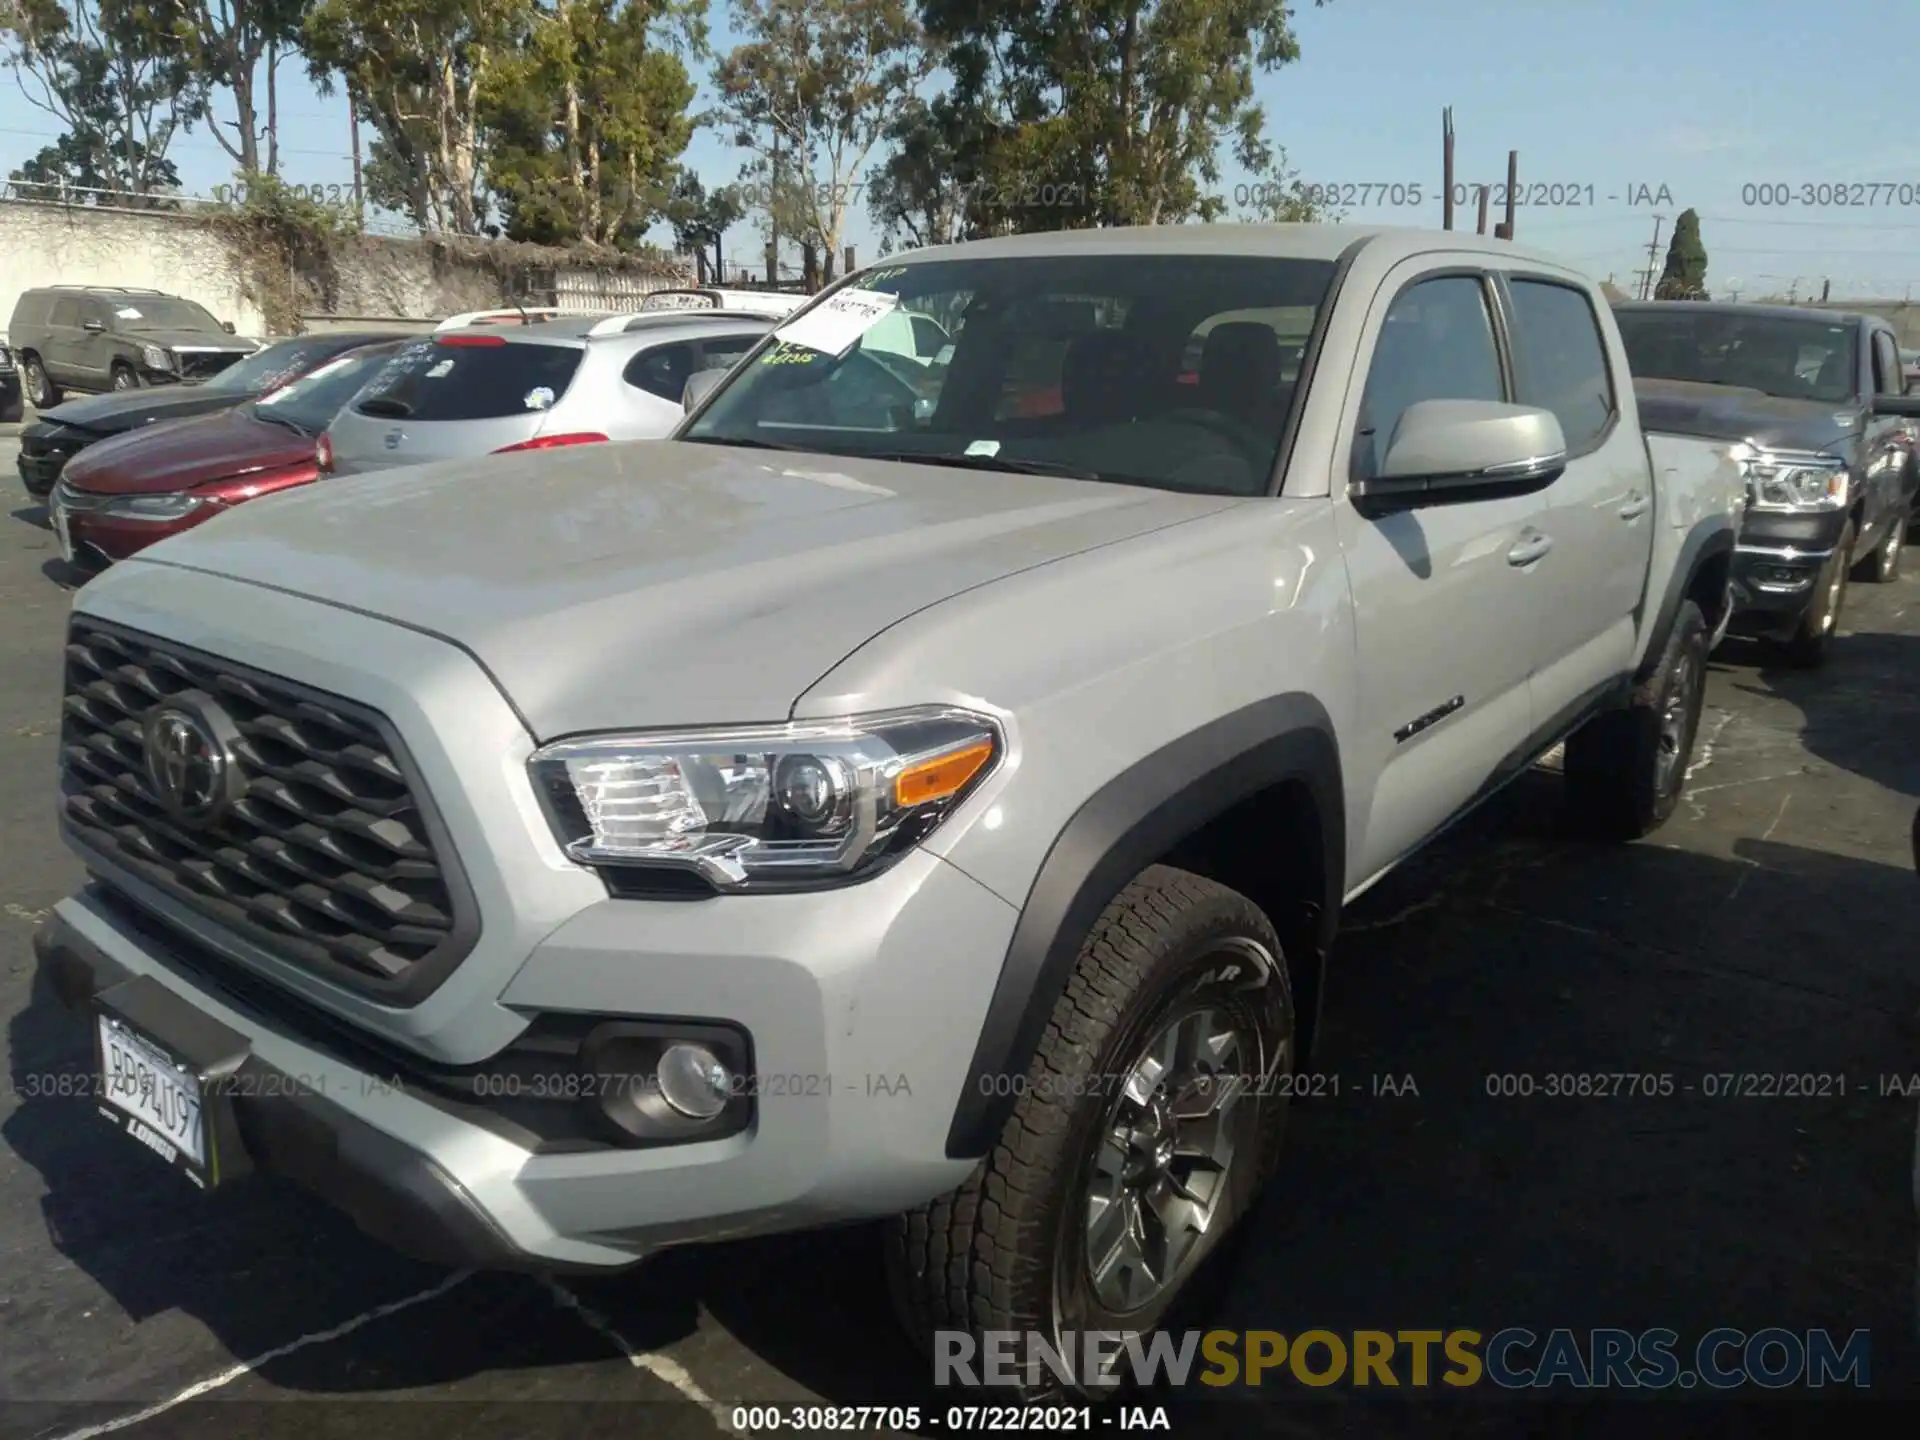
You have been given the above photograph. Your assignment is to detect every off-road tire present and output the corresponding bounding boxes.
[109,362,138,392]
[1563,599,1710,841]
[1781,519,1854,668]
[22,355,58,409]
[884,865,1295,1401]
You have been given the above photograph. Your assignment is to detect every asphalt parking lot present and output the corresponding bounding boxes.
[0,423,1916,1438]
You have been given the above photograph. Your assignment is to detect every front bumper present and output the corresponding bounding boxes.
[17,446,67,498]
[1725,508,1847,635]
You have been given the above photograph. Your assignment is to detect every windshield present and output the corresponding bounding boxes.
[198,335,353,395]
[681,252,1339,496]
[109,296,224,334]
[1615,309,1858,404]
[250,344,404,435]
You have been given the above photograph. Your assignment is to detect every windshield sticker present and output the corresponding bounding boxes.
[964,439,1000,457]
[116,307,143,319]
[524,386,556,411]
[425,358,455,379]
[759,340,820,367]
[855,266,909,290]
[774,287,900,357]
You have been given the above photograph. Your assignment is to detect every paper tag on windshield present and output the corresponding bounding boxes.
[774,288,900,357]
[965,439,1000,457]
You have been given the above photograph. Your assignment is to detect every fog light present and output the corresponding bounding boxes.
[656,1043,732,1119]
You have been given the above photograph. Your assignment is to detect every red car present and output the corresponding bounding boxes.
[50,338,405,571]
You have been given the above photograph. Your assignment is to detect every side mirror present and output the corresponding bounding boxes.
[81,319,104,334]
[1872,393,1920,418]
[682,366,727,414]
[1352,400,1568,512]
[222,320,236,334]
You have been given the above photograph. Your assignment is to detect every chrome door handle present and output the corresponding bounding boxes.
[1618,492,1651,520]
[1507,533,1553,566]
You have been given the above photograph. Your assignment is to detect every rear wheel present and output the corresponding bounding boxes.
[22,355,58,409]
[1563,599,1710,841]
[1781,520,1854,668]
[884,866,1294,1400]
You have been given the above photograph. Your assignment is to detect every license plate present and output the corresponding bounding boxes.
[50,500,73,563]
[96,1012,210,1179]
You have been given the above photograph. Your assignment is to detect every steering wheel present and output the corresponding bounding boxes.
[1158,405,1266,453]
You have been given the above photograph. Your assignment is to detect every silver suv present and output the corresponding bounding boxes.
[318,308,784,476]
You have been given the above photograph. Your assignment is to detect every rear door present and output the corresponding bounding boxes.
[45,296,83,385]
[326,335,586,474]
[1496,270,1649,729]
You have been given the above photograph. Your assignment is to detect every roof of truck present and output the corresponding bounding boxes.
[888,224,1586,272]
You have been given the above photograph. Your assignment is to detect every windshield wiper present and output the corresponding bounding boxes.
[861,450,1107,481]
[355,397,412,419]
[251,409,311,436]
[679,434,821,453]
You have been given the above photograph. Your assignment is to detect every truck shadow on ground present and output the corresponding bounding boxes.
[4,782,1915,1424]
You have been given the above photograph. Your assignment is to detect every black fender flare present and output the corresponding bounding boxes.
[1635,516,1736,682]
[944,694,1345,1160]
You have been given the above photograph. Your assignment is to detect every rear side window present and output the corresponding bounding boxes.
[625,342,698,401]
[1505,279,1616,453]
[696,334,760,371]
[353,339,583,421]
[51,297,80,328]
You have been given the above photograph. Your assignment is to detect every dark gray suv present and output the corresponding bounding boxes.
[7,285,257,407]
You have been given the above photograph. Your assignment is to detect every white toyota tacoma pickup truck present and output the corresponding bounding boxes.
[36,226,1745,1388]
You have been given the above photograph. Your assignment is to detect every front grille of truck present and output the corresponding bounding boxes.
[58,617,477,1001]
[174,350,244,381]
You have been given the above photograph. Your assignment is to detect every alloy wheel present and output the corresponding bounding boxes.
[1077,1000,1258,1314]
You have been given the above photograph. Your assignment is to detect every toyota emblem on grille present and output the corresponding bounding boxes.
[383,427,404,451]
[142,693,246,825]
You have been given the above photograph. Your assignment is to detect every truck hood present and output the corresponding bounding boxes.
[62,406,314,495]
[129,438,1241,737]
[1633,378,1855,454]
[36,384,252,437]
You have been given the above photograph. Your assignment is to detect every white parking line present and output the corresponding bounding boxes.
[43,1268,474,1440]
[542,1278,735,1431]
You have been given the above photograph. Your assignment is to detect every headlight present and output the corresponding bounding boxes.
[529,706,1002,892]
[99,493,208,520]
[140,344,173,371]
[1731,444,1849,512]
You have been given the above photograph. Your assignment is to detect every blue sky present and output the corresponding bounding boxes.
[5,0,1919,298]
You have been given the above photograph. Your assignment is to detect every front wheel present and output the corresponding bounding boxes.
[885,866,1294,1400]
[1852,515,1902,584]
[110,363,139,392]
[22,355,58,409]
[1781,520,1854,668]
[1563,599,1710,841]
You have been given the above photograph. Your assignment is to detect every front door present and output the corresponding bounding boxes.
[1497,272,1651,730]
[1331,266,1545,887]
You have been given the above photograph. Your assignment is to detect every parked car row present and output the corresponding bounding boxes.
[19,287,814,570]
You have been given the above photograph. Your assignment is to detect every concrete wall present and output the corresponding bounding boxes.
[0,197,694,341]
[0,199,265,336]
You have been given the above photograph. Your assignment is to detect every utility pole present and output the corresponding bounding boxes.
[1494,150,1517,240]
[1820,278,1831,303]
[1442,107,1455,231]
[1639,214,1666,300]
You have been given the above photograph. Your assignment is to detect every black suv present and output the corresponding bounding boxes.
[8,286,256,407]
